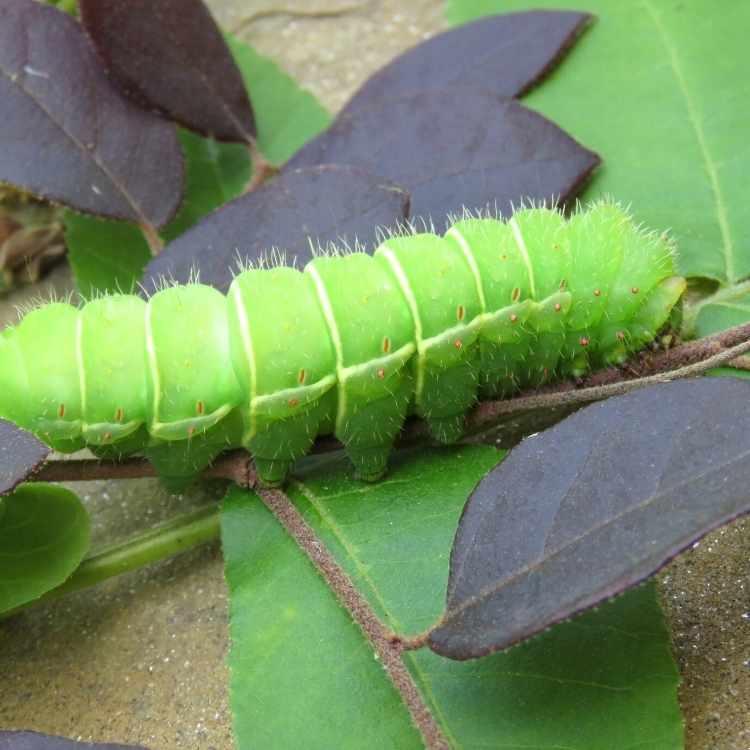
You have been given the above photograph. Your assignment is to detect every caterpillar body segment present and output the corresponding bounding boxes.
[0,202,686,487]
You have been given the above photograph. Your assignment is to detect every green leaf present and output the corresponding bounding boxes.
[687,284,750,381]
[66,37,331,295]
[680,276,750,338]
[161,130,251,243]
[694,295,750,337]
[222,446,682,749]
[64,212,151,297]
[227,36,332,165]
[447,1,749,287]
[0,483,90,614]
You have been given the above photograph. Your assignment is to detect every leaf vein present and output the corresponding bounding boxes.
[642,0,735,281]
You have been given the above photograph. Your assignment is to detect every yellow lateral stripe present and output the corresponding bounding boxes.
[251,373,338,410]
[150,402,235,437]
[338,341,415,381]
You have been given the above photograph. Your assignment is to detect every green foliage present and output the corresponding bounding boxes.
[227,37,332,166]
[693,291,750,337]
[162,130,252,243]
[0,483,90,614]
[414,582,681,749]
[64,213,151,298]
[448,0,750,289]
[223,446,682,749]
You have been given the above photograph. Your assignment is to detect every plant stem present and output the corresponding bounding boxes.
[139,222,165,255]
[33,449,254,485]
[257,486,450,750]
[2,504,220,618]
[466,327,750,427]
[229,3,375,35]
[31,319,750,485]
[728,354,750,371]
[243,141,279,193]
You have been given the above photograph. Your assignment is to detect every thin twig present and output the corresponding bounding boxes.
[243,140,279,193]
[466,331,750,427]
[726,354,750,372]
[257,485,450,750]
[1,504,221,620]
[34,456,157,482]
[33,450,253,485]
[138,222,164,255]
[29,321,750,486]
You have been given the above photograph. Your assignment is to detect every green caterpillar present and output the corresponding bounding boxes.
[0,202,685,487]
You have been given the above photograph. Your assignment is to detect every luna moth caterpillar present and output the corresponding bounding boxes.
[0,202,685,487]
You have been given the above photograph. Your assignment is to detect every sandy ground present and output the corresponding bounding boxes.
[1,2,748,749]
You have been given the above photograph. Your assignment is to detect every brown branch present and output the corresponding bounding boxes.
[465,328,750,429]
[138,222,164,255]
[580,321,750,383]
[33,450,253,485]
[31,320,750,485]
[34,456,157,482]
[727,354,750,372]
[243,140,279,193]
[257,484,450,750]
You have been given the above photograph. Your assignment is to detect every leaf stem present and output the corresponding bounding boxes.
[243,140,278,193]
[2,504,220,619]
[29,319,750,485]
[138,222,164,256]
[465,324,750,428]
[33,449,254,485]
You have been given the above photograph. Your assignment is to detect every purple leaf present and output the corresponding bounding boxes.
[0,0,183,228]
[141,165,410,293]
[429,378,750,660]
[0,420,50,497]
[79,0,255,143]
[342,11,593,116]
[287,89,599,223]
[0,731,147,750]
